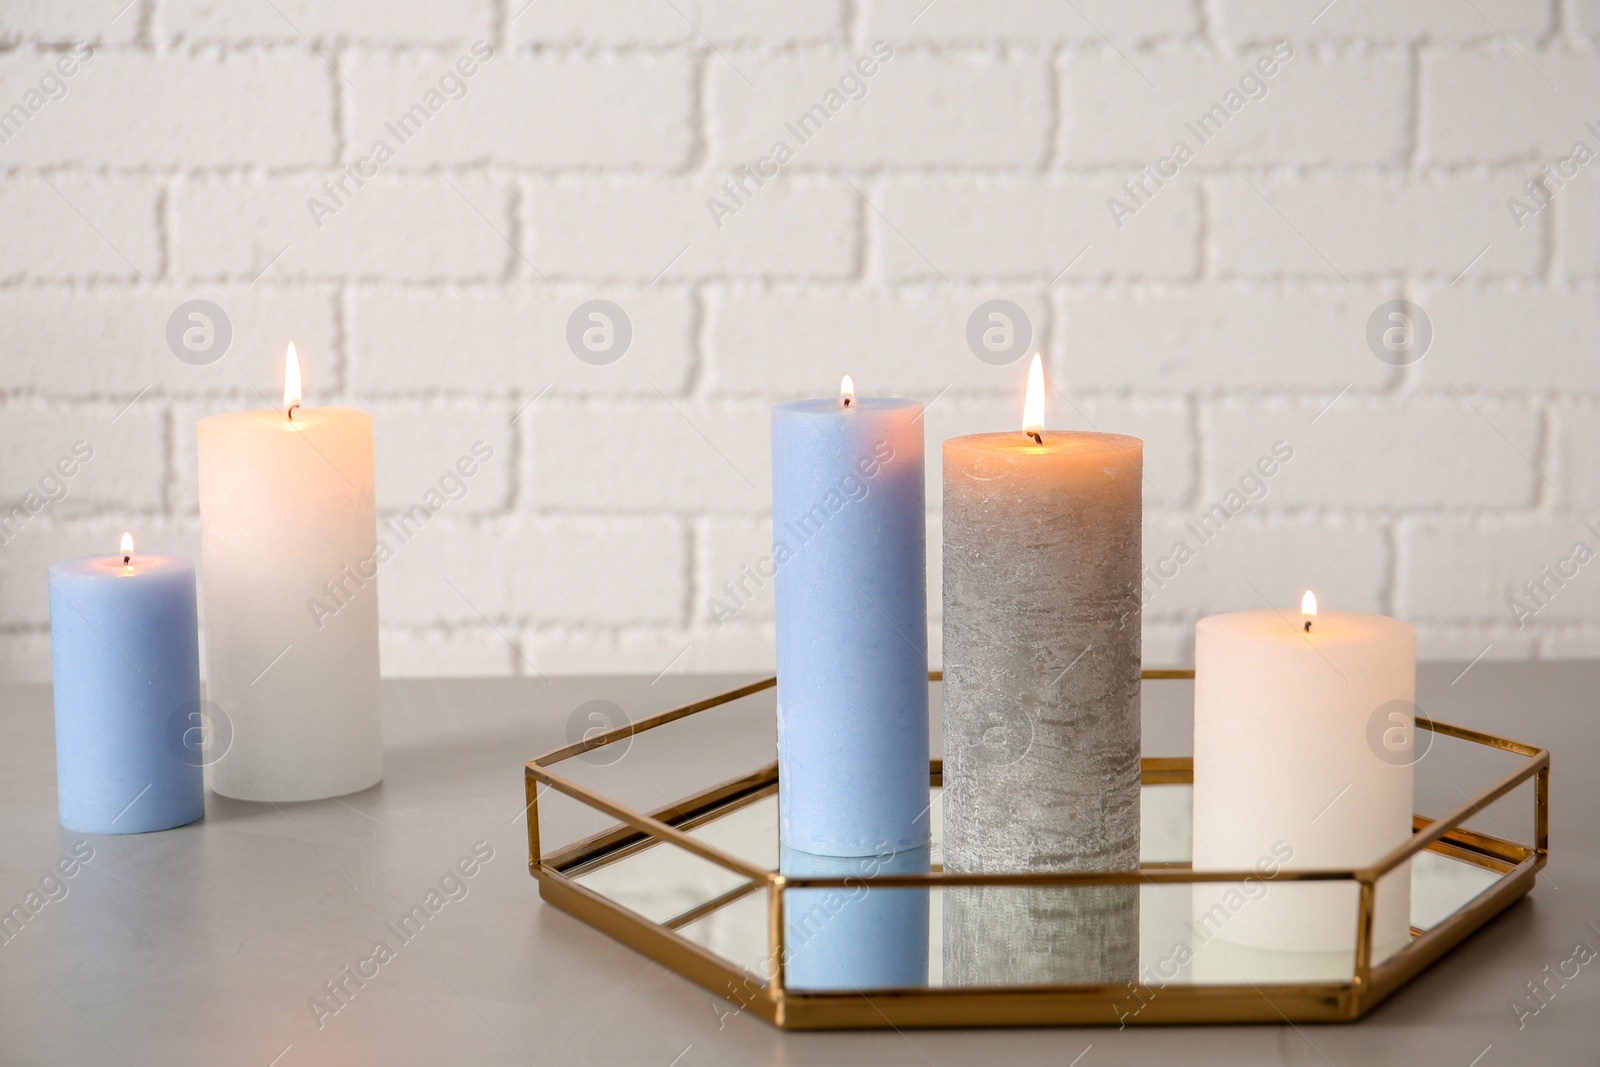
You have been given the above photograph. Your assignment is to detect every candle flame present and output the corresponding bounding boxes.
[1301,590,1318,616]
[840,374,855,408]
[120,532,133,555]
[1021,353,1045,439]
[284,341,303,415]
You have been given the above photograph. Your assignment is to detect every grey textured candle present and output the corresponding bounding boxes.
[941,425,1143,984]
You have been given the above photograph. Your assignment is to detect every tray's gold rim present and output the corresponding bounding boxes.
[525,670,1551,1028]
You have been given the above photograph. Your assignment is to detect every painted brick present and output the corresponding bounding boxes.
[1575,0,1600,36]
[0,177,160,282]
[345,53,694,170]
[1058,285,1395,391]
[374,511,688,643]
[525,400,770,513]
[504,518,688,626]
[710,52,1051,170]
[526,178,857,281]
[1203,398,1541,509]
[1209,176,1542,279]
[1423,51,1600,165]
[0,0,142,45]
[369,402,512,515]
[0,631,52,683]
[2,286,338,397]
[1555,179,1600,276]
[347,287,695,396]
[866,0,1198,42]
[1141,514,1389,620]
[515,0,844,47]
[876,180,1199,281]
[1061,49,1408,168]
[375,520,510,627]
[698,515,774,626]
[173,176,511,282]
[1554,401,1600,509]
[0,52,333,167]
[1410,286,1600,390]
[1214,0,1551,40]
[0,398,164,519]
[1399,518,1600,625]
[162,0,495,44]
[706,287,1050,395]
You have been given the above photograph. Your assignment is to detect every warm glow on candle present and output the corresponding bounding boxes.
[120,531,133,565]
[840,374,855,408]
[284,341,303,417]
[1021,353,1045,442]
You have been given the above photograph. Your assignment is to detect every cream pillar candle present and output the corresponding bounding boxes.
[942,355,1142,984]
[198,343,383,801]
[1192,594,1415,957]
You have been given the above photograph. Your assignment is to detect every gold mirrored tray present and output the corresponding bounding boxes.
[524,672,1549,1029]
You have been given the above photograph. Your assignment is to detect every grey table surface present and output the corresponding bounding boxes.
[1,662,1596,1067]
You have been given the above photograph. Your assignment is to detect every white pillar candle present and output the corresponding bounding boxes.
[197,343,383,801]
[1192,594,1415,957]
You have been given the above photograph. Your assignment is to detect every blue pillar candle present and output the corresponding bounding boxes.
[772,381,929,857]
[48,537,205,834]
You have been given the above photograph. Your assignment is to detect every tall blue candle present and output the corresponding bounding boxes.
[772,380,929,857]
[48,537,205,834]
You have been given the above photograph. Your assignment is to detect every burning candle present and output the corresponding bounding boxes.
[197,342,383,802]
[941,354,1143,983]
[1192,593,1416,957]
[772,376,929,857]
[49,533,205,833]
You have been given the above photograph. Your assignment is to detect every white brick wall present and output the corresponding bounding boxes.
[1,1,1595,681]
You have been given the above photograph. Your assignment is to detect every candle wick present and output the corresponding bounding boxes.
[1028,431,1042,445]
[842,397,852,408]
[286,403,300,422]
[122,554,131,565]
[1304,620,1312,633]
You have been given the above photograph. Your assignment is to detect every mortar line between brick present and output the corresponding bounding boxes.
[505,181,526,283]
[1532,405,1555,511]
[330,44,347,165]
[492,0,510,53]
[686,49,711,175]
[1404,43,1421,173]
[1378,522,1398,617]
[1041,46,1063,171]
[505,395,524,513]
[332,283,350,395]
[841,0,860,50]
[160,402,175,515]
[1194,0,1215,46]
[154,180,171,280]
[681,518,698,629]
[683,283,707,396]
